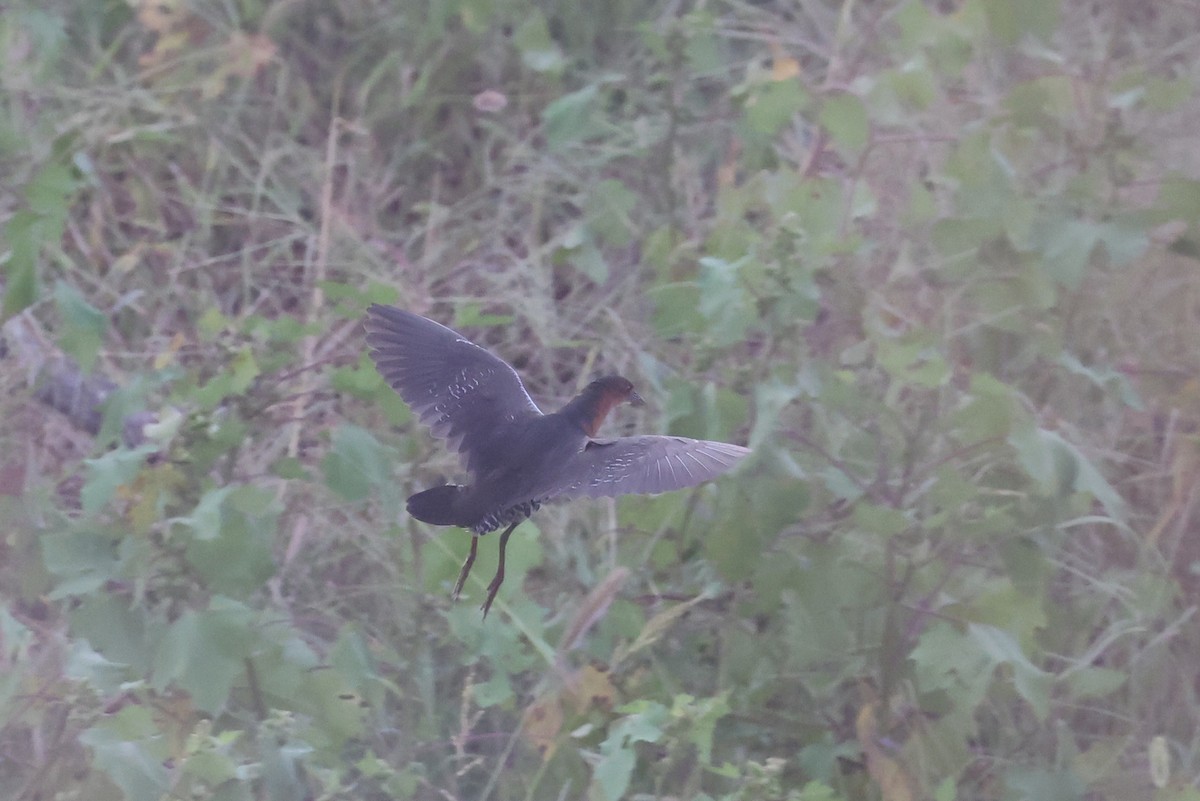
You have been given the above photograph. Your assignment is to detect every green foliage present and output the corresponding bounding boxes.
[2,0,1199,799]
[4,151,84,316]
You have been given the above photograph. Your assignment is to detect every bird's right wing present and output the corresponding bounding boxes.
[545,435,750,500]
[365,305,542,474]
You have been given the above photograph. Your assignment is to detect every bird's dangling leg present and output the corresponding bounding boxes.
[481,520,521,618]
[452,535,479,601]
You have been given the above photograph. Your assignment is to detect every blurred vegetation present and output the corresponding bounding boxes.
[3,0,1200,799]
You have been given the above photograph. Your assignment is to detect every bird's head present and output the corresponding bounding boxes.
[592,375,645,408]
[571,375,644,436]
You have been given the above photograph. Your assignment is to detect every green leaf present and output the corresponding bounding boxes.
[572,238,610,283]
[592,701,670,800]
[322,423,391,501]
[1095,218,1148,266]
[1009,425,1076,497]
[1064,666,1126,700]
[295,668,367,746]
[271,456,310,480]
[649,282,702,338]
[934,777,958,801]
[875,63,937,117]
[1140,74,1194,112]
[784,546,876,670]
[747,375,805,453]
[1059,351,1143,409]
[65,638,130,696]
[453,304,514,328]
[259,729,311,801]
[181,485,236,541]
[697,256,755,346]
[4,210,41,315]
[329,626,374,684]
[514,12,564,74]
[331,357,384,398]
[228,347,260,394]
[1033,216,1099,289]
[593,745,635,801]
[853,503,910,537]
[41,526,123,598]
[6,9,67,79]
[151,599,256,713]
[53,280,106,372]
[743,79,809,136]
[707,476,803,582]
[875,335,950,387]
[1155,176,1200,236]
[682,13,722,73]
[1002,767,1084,801]
[26,159,79,215]
[911,622,994,710]
[80,709,170,801]
[472,667,514,707]
[998,537,1051,597]
[819,92,869,153]
[81,446,154,514]
[0,610,33,708]
[585,179,638,248]
[967,623,1050,719]
[1005,76,1074,129]
[70,595,150,666]
[798,734,856,785]
[983,0,1060,44]
[4,159,81,315]
[676,692,729,764]
[611,699,669,742]
[543,85,600,151]
[186,486,279,595]
[966,579,1047,647]
[181,746,241,788]
[1009,426,1128,523]
[952,373,1016,441]
[931,216,1003,261]
[85,371,155,448]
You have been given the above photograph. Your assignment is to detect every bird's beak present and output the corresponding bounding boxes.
[629,391,645,407]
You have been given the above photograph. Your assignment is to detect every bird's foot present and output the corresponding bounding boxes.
[480,571,504,618]
[479,520,519,618]
[452,536,478,601]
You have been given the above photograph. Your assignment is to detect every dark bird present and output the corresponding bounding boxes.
[364,305,750,617]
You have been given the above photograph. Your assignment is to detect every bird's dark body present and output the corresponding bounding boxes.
[364,304,750,616]
[408,412,586,533]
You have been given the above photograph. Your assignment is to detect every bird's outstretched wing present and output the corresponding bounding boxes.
[545,435,749,500]
[365,305,542,474]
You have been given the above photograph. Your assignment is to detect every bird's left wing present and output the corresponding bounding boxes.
[543,435,750,500]
[365,305,542,475]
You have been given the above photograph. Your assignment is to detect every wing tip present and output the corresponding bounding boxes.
[698,440,752,465]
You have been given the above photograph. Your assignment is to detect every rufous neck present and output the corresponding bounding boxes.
[558,383,625,437]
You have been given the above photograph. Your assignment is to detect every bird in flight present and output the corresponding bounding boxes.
[364,305,750,617]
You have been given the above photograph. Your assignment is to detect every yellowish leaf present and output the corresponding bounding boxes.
[564,664,617,715]
[225,32,277,78]
[768,40,801,81]
[153,332,186,371]
[856,698,917,801]
[134,0,184,34]
[522,693,563,761]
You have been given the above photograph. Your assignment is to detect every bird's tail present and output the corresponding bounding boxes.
[407,485,469,526]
